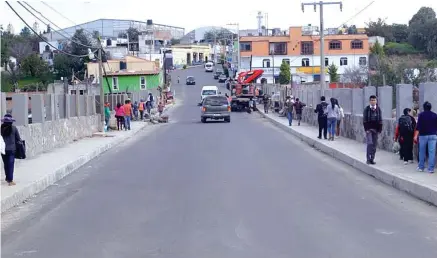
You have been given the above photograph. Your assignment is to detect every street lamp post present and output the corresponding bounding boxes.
[227,23,240,73]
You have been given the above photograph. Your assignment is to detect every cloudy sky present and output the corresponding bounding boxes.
[1,0,436,34]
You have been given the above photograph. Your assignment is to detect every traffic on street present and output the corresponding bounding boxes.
[2,66,437,258]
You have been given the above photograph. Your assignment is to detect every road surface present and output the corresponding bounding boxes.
[2,67,437,258]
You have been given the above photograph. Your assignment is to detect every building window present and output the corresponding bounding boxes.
[70,90,76,95]
[329,40,342,50]
[325,58,329,66]
[79,90,84,95]
[301,41,314,55]
[340,57,348,66]
[282,58,290,65]
[112,77,119,90]
[302,58,310,67]
[269,42,287,55]
[240,42,252,51]
[263,59,271,68]
[351,40,363,49]
[140,76,147,90]
[359,57,367,66]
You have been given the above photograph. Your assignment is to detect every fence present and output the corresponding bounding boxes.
[258,82,437,153]
[0,92,100,158]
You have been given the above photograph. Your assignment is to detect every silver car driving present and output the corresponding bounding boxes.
[200,95,231,123]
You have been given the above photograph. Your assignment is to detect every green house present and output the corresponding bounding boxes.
[102,71,162,94]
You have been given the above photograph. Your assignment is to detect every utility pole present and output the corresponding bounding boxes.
[302,1,343,91]
[227,23,240,72]
[98,47,105,132]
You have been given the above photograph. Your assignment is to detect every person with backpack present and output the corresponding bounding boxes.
[262,93,270,114]
[363,95,383,165]
[314,96,328,139]
[293,98,306,126]
[394,108,416,164]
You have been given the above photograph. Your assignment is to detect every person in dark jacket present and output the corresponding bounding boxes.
[415,101,437,173]
[394,108,416,164]
[293,98,306,126]
[363,95,383,165]
[1,114,22,186]
[314,96,328,139]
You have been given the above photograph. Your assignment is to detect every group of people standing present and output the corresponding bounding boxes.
[314,96,345,141]
[394,101,436,173]
[104,93,163,131]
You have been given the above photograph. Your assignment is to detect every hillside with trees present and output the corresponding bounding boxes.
[365,7,437,86]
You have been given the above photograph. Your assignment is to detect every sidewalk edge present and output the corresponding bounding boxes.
[1,104,178,213]
[259,111,437,207]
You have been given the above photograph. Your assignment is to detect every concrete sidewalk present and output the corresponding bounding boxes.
[259,111,437,206]
[1,103,177,213]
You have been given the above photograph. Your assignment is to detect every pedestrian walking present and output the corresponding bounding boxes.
[363,95,383,165]
[138,99,145,120]
[104,102,111,130]
[315,96,328,139]
[262,94,270,114]
[115,103,125,130]
[415,101,437,173]
[1,114,22,186]
[285,96,294,126]
[327,98,340,141]
[335,99,344,137]
[293,98,306,126]
[133,101,139,121]
[394,108,416,164]
[177,76,180,84]
[123,100,132,130]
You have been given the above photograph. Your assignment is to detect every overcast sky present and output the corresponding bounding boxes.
[1,0,436,34]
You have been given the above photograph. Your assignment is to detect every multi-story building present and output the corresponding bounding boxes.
[239,26,369,84]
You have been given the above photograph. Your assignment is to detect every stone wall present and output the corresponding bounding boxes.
[1,92,101,158]
[17,115,100,158]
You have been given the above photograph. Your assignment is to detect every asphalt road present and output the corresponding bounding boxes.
[2,66,437,258]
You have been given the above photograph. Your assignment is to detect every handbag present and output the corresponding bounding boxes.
[15,140,26,159]
[392,141,400,153]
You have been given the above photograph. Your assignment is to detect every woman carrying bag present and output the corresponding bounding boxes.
[1,114,24,186]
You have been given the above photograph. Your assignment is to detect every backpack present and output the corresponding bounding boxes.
[319,102,328,117]
[399,115,414,134]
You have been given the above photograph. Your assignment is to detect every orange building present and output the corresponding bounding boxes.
[239,26,369,84]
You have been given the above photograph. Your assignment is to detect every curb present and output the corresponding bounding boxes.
[1,104,177,213]
[259,111,437,207]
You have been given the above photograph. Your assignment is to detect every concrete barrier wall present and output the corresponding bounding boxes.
[256,82,437,153]
[0,92,100,158]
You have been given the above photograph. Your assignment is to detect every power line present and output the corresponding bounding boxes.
[18,1,96,49]
[336,1,375,28]
[5,1,96,58]
[40,1,95,36]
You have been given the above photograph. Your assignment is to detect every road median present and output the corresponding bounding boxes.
[258,110,437,207]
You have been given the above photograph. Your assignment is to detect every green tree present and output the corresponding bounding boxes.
[21,54,47,77]
[53,53,74,79]
[126,27,140,42]
[408,7,437,58]
[71,29,91,56]
[19,27,31,38]
[328,64,339,82]
[279,60,291,85]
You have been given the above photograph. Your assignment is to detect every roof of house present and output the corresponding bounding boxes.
[104,70,160,76]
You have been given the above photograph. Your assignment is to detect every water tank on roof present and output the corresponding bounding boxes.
[106,38,112,46]
[120,61,127,70]
[147,20,153,25]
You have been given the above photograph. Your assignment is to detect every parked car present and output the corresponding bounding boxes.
[186,76,196,85]
[218,74,227,82]
[200,95,231,123]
